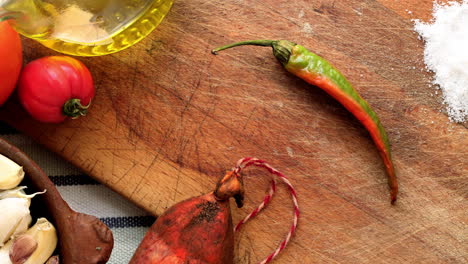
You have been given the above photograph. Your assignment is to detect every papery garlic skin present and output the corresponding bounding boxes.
[0,198,30,246]
[0,187,46,207]
[0,154,25,190]
[0,187,28,200]
[9,234,38,264]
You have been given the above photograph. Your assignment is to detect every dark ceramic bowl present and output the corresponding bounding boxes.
[0,138,114,264]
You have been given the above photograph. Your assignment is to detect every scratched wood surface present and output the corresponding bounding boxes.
[1,0,467,263]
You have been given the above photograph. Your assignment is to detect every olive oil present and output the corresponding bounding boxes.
[1,0,173,56]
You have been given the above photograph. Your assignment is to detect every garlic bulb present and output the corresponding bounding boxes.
[0,198,30,246]
[0,154,25,190]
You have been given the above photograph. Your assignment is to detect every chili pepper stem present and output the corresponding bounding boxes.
[62,99,91,119]
[211,40,276,54]
[212,39,297,66]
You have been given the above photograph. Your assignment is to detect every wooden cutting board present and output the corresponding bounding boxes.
[1,0,467,263]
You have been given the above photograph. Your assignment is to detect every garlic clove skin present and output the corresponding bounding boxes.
[0,198,30,246]
[0,154,25,190]
[0,187,28,200]
[9,234,38,264]
[23,218,57,264]
[0,187,47,207]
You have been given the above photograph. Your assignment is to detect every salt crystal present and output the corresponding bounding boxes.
[414,0,468,123]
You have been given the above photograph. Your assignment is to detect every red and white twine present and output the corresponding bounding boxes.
[232,157,300,264]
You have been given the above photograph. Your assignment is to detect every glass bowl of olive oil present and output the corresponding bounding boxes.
[2,0,173,56]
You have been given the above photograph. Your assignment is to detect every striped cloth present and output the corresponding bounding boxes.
[0,121,155,263]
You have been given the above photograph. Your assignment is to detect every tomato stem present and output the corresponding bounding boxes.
[0,11,20,22]
[63,99,91,119]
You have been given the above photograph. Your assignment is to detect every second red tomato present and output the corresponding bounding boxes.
[0,21,23,106]
[18,56,95,123]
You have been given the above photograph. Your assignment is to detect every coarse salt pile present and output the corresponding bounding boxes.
[414,0,468,123]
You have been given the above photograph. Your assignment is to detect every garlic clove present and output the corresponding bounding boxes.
[0,154,25,190]
[0,198,30,246]
[45,255,59,264]
[0,248,12,264]
[23,218,57,264]
[9,234,38,264]
[11,214,32,239]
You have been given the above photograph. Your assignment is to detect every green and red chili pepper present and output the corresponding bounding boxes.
[212,40,398,204]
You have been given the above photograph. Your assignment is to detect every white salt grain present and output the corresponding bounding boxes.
[414,0,468,123]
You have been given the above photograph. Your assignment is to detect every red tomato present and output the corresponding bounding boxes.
[0,21,23,106]
[18,56,95,123]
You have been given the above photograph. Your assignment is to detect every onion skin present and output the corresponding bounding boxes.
[130,193,234,264]
[18,56,95,123]
[130,172,243,264]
